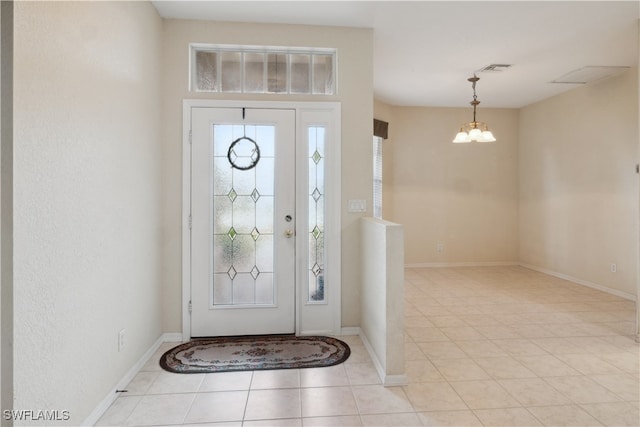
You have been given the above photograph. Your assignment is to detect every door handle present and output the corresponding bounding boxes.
[285,229,294,238]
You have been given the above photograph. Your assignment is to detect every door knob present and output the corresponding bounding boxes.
[285,229,294,238]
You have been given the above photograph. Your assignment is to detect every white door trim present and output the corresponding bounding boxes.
[182,100,342,340]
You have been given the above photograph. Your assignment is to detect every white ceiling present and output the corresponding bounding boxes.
[152,1,639,108]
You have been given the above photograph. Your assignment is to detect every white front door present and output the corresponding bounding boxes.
[191,107,295,337]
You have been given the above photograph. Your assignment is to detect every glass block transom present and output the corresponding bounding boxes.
[191,45,336,95]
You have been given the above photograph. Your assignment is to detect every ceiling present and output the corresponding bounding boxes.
[152,1,639,108]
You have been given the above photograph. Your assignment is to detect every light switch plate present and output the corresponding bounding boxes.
[348,199,367,213]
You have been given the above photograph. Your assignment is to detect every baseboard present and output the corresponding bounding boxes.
[357,329,407,387]
[163,332,185,342]
[339,326,361,336]
[519,263,636,301]
[406,261,519,268]
[299,329,334,336]
[383,374,409,386]
[356,329,384,383]
[82,332,184,426]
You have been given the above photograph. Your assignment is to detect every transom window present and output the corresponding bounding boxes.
[191,44,336,95]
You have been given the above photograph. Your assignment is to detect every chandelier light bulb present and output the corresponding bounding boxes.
[453,131,470,143]
[468,128,482,140]
[481,130,496,142]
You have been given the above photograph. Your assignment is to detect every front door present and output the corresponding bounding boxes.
[191,107,295,337]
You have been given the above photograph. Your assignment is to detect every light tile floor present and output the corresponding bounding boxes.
[97,266,640,426]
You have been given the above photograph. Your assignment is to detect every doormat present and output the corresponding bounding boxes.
[160,335,350,373]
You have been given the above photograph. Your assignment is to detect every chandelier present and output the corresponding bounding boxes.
[453,74,496,143]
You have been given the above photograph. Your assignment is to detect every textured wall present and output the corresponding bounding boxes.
[519,68,639,296]
[160,20,373,331]
[13,2,163,423]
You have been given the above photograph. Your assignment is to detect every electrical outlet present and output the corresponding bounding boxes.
[118,329,125,352]
[436,242,444,253]
[610,264,617,273]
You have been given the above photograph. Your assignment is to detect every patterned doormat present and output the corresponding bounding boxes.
[160,335,350,373]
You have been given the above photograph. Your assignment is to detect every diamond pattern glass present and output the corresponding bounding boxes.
[212,124,275,305]
[308,127,326,302]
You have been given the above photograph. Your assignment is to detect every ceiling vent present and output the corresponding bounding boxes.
[477,64,512,73]
[551,66,630,84]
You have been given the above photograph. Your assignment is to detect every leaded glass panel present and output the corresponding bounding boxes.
[212,124,275,306]
[233,274,255,304]
[212,274,232,305]
[308,127,325,302]
[255,273,274,304]
[256,158,275,195]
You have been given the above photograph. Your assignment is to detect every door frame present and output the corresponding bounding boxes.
[182,100,342,340]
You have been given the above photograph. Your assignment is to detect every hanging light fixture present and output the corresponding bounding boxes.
[453,74,496,143]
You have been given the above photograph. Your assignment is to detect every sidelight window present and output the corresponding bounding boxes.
[308,126,326,303]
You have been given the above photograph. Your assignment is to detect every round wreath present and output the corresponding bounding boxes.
[227,136,261,171]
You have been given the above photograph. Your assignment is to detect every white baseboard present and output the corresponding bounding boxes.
[519,263,636,301]
[299,329,334,336]
[406,261,519,268]
[339,326,361,336]
[383,374,409,386]
[163,332,185,342]
[357,328,407,387]
[356,329,384,382]
[82,332,184,426]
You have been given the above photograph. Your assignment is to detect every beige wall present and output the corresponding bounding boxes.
[14,2,163,423]
[376,104,520,265]
[377,68,637,297]
[519,68,639,296]
[160,20,373,331]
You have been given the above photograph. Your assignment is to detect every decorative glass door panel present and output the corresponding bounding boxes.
[308,127,325,303]
[191,107,295,337]
[212,124,276,306]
